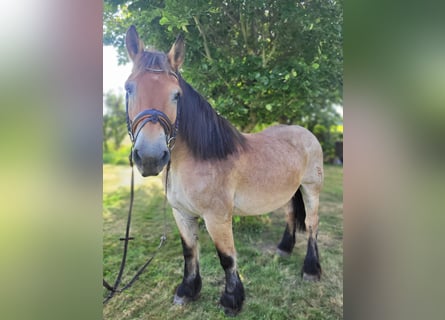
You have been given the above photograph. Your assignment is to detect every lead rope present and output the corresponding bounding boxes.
[104,72,178,303]
[103,150,169,304]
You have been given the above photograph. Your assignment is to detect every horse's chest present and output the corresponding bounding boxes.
[166,179,203,217]
[166,169,230,216]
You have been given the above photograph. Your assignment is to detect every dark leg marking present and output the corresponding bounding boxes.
[217,249,245,316]
[174,237,202,303]
[301,235,322,281]
[277,188,306,256]
[277,224,296,256]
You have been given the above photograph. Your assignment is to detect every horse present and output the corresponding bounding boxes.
[124,25,323,315]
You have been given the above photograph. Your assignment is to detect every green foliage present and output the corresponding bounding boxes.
[103,144,131,165]
[103,90,127,153]
[313,123,342,162]
[103,89,131,165]
[104,0,343,159]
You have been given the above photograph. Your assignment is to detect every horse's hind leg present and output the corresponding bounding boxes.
[277,189,306,257]
[172,209,202,304]
[203,213,245,316]
[300,182,322,281]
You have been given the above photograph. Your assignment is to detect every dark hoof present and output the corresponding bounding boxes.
[302,235,321,281]
[220,276,245,316]
[173,291,200,305]
[302,271,321,281]
[173,293,198,305]
[220,291,244,316]
[301,261,322,281]
[276,248,292,258]
[173,294,188,305]
[173,276,202,305]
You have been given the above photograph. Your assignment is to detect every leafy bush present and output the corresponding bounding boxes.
[313,124,343,163]
[104,0,343,135]
[103,145,131,165]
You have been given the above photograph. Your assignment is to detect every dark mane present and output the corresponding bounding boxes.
[177,75,248,160]
[137,50,247,160]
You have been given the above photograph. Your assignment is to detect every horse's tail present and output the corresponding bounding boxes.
[293,187,306,232]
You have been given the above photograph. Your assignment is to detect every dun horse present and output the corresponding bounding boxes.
[124,25,323,315]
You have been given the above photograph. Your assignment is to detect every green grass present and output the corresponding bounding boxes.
[103,164,343,319]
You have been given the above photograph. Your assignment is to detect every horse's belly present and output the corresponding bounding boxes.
[233,186,296,216]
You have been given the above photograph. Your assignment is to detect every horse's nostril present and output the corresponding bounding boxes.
[161,150,170,162]
[133,149,141,163]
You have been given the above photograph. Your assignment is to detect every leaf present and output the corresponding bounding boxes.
[265,104,273,111]
[159,16,169,25]
[260,76,269,85]
[312,63,320,70]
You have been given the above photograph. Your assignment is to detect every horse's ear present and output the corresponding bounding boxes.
[168,34,185,72]
[126,25,144,62]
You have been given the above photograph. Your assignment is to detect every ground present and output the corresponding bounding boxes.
[103,164,343,319]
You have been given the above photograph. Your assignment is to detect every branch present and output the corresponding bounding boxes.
[239,12,248,50]
[192,15,213,62]
[222,8,238,26]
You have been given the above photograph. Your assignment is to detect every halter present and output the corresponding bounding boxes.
[125,68,180,151]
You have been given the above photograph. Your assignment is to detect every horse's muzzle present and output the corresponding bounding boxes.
[133,145,170,177]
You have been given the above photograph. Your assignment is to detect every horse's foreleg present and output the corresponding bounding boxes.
[300,183,322,281]
[204,213,245,316]
[172,209,202,304]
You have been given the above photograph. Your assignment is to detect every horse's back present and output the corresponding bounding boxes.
[253,124,321,152]
[243,124,322,168]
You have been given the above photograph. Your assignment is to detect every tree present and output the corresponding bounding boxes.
[104,0,342,158]
[103,90,127,152]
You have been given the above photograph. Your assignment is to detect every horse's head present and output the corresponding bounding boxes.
[124,25,184,176]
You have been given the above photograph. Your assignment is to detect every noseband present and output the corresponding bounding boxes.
[125,68,180,150]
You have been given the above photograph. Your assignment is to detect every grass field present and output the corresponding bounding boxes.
[103,164,343,319]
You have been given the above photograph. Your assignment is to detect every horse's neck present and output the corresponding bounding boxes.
[169,137,193,171]
[168,137,229,179]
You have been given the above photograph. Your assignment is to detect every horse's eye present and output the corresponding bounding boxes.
[173,91,180,101]
[125,82,135,95]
